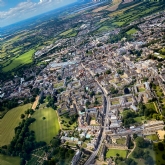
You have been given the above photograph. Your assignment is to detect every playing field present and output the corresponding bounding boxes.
[3,49,35,72]
[0,154,20,165]
[106,149,128,158]
[60,29,73,36]
[126,28,137,35]
[0,104,32,146]
[30,108,60,144]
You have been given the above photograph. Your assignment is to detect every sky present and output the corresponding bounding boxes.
[0,0,76,27]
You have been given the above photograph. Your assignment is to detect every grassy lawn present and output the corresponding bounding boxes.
[111,100,119,105]
[145,101,159,113]
[60,113,77,130]
[112,21,125,26]
[116,138,126,145]
[0,154,20,165]
[134,116,146,123]
[161,98,165,106]
[155,85,163,97]
[106,149,128,158]
[54,82,64,88]
[97,26,113,32]
[126,28,137,35]
[67,31,77,37]
[137,87,145,92]
[145,134,158,141]
[60,29,73,36]
[95,95,102,104]
[127,97,132,102]
[3,49,35,72]
[0,104,32,146]
[30,107,60,144]
[145,102,157,112]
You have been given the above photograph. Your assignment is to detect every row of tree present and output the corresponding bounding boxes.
[0,117,46,162]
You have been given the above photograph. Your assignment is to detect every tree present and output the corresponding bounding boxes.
[90,91,95,97]
[136,137,148,148]
[21,114,25,119]
[133,133,138,139]
[162,154,165,160]
[105,69,111,74]
[158,142,164,151]
[124,87,130,94]
[145,156,154,165]
[132,147,144,158]
[125,158,137,165]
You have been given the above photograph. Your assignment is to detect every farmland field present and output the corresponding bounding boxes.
[30,107,60,144]
[0,154,20,165]
[0,104,32,146]
[3,49,35,72]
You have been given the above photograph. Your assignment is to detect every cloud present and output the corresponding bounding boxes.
[0,0,74,27]
[0,0,4,6]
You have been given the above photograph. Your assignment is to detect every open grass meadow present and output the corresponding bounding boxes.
[0,154,20,165]
[106,149,128,158]
[0,104,32,146]
[30,107,60,144]
[3,49,35,72]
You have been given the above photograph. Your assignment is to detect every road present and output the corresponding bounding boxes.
[82,63,110,165]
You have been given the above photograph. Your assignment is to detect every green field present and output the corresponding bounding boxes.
[116,138,126,145]
[106,149,128,158]
[126,28,137,35]
[134,116,146,123]
[155,85,163,97]
[0,104,32,146]
[112,21,125,26]
[137,86,145,92]
[97,25,113,32]
[111,100,119,105]
[60,29,73,36]
[145,102,157,112]
[30,107,60,144]
[0,154,20,165]
[3,49,35,72]
[54,82,64,88]
[145,134,158,141]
